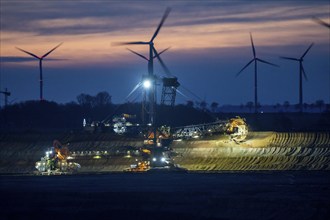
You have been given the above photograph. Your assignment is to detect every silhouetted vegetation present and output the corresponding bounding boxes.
[0,91,215,133]
[0,92,329,133]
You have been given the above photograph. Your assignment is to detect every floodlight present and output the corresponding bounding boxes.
[143,79,151,89]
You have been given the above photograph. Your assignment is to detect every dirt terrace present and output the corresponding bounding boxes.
[0,132,329,173]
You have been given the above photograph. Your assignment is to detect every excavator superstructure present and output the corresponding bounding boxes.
[35,140,80,175]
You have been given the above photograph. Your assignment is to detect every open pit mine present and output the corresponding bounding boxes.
[1,125,329,174]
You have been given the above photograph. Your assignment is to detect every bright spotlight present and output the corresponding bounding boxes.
[143,79,151,89]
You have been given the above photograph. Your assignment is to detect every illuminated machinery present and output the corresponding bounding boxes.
[172,117,248,142]
[112,114,138,135]
[126,148,151,172]
[161,77,180,107]
[140,75,174,170]
[141,75,156,130]
[35,140,80,175]
[126,127,173,172]
[116,8,184,170]
[226,117,249,142]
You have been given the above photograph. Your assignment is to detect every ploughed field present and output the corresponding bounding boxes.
[0,132,329,173]
[1,172,330,220]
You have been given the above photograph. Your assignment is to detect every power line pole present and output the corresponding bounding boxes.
[0,88,11,108]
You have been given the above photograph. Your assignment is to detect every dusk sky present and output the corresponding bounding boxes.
[1,0,329,106]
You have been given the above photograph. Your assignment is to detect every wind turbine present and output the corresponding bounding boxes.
[280,43,314,113]
[114,8,170,76]
[236,33,279,113]
[312,17,330,29]
[113,7,171,126]
[126,47,170,64]
[16,43,63,101]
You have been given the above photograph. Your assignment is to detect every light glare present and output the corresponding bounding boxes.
[143,80,151,89]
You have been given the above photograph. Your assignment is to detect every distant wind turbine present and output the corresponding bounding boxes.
[16,43,63,101]
[280,43,314,113]
[236,33,279,113]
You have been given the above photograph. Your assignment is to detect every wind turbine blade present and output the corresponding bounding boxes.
[257,58,279,67]
[42,42,63,58]
[150,7,171,42]
[126,48,149,61]
[154,47,171,58]
[301,65,308,81]
[153,47,172,76]
[280,56,299,61]
[250,33,256,58]
[301,43,314,59]
[16,47,40,59]
[236,59,254,77]
[112,41,149,46]
[312,16,330,29]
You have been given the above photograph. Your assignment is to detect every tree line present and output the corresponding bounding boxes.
[0,91,214,132]
[1,91,329,133]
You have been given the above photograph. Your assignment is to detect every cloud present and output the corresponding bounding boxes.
[1,56,66,62]
[2,1,328,36]
[1,1,329,106]
[0,56,37,62]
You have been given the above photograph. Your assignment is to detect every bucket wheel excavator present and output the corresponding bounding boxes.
[35,140,80,175]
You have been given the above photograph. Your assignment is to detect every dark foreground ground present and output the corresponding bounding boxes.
[1,171,330,220]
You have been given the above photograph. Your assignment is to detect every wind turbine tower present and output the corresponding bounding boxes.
[236,33,279,113]
[280,43,314,113]
[16,43,63,101]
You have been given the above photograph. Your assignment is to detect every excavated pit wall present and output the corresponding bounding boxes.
[1,132,330,173]
[0,133,144,173]
[172,132,330,171]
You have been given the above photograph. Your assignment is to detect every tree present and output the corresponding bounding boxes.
[246,101,253,113]
[77,91,112,108]
[303,103,309,111]
[186,100,194,108]
[210,102,219,113]
[283,101,290,112]
[274,103,281,111]
[95,91,112,106]
[315,100,325,112]
[199,101,207,111]
[77,93,94,107]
